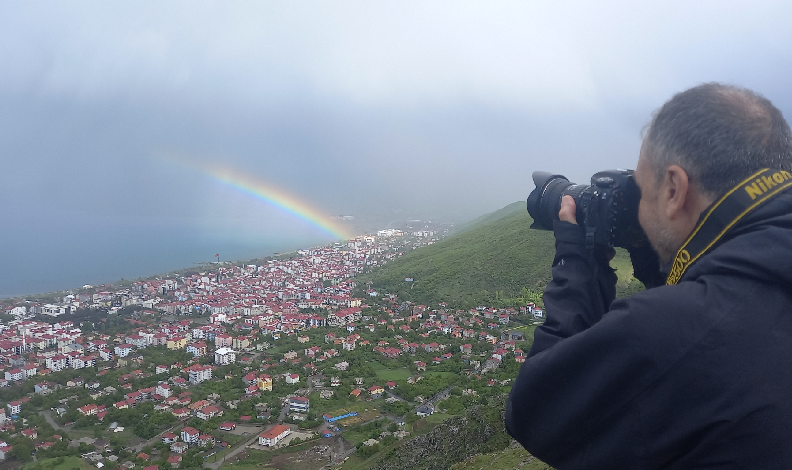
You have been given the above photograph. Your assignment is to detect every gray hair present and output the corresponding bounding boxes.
[644,83,792,198]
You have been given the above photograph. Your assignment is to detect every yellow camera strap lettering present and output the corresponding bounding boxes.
[666,168,792,285]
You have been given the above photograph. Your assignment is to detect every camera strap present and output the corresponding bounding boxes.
[666,168,792,285]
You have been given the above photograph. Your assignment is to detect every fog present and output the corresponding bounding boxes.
[2,1,792,296]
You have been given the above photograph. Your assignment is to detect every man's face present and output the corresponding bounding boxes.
[635,146,681,265]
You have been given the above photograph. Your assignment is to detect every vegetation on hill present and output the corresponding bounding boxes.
[357,201,645,309]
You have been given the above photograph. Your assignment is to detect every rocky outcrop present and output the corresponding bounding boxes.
[371,394,511,470]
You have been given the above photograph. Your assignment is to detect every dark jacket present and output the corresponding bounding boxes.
[505,190,792,469]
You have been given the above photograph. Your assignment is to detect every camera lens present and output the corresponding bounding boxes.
[527,172,588,230]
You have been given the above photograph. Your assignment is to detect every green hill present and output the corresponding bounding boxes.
[358,202,643,309]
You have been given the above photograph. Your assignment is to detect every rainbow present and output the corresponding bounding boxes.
[184,159,354,240]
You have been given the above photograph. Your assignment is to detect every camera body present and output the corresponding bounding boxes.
[526,169,646,249]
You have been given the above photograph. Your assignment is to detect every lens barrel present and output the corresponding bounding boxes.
[526,171,588,230]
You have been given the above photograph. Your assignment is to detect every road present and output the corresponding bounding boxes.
[416,385,455,411]
[40,410,62,430]
[203,431,262,470]
[129,423,181,453]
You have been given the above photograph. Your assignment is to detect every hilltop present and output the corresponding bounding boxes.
[357,201,644,309]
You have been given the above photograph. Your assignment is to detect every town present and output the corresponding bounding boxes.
[0,228,540,470]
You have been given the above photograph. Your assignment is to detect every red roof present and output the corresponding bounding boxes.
[259,424,290,439]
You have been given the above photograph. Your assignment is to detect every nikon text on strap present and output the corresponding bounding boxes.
[666,168,792,285]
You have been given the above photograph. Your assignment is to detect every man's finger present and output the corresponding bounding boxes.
[559,195,578,224]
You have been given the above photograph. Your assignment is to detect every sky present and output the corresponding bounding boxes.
[2,1,792,296]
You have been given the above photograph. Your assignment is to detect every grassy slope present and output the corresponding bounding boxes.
[360,201,643,308]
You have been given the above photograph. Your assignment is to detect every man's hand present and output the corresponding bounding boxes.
[559,195,577,224]
[560,195,616,261]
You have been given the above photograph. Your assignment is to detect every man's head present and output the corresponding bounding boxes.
[635,83,792,264]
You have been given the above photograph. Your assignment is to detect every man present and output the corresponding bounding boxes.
[505,83,792,469]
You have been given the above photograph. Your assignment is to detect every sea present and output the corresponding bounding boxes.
[0,221,333,299]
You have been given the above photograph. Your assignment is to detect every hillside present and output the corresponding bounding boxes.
[358,201,644,309]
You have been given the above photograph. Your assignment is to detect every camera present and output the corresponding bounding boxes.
[526,169,647,249]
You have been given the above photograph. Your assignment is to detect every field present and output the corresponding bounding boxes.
[368,362,412,382]
[374,367,412,382]
[22,456,93,470]
[327,403,382,426]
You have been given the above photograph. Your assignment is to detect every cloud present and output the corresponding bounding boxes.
[2,0,792,295]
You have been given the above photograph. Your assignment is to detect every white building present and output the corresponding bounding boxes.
[42,304,70,317]
[114,344,134,358]
[258,425,291,446]
[188,366,212,385]
[155,383,171,398]
[214,347,236,365]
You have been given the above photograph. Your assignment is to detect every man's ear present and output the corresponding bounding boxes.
[662,165,690,220]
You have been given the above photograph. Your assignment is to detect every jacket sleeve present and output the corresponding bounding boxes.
[529,220,617,356]
[505,221,644,468]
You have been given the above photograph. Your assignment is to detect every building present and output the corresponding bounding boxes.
[258,425,291,447]
[196,405,219,421]
[180,427,199,444]
[256,375,273,391]
[214,347,236,365]
[7,402,21,416]
[155,383,171,398]
[288,396,309,413]
[188,366,212,385]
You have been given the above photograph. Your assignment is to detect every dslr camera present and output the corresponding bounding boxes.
[526,169,647,249]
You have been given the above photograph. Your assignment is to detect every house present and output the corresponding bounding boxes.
[0,445,13,460]
[155,365,169,374]
[258,425,291,446]
[170,442,188,454]
[78,404,98,416]
[368,385,385,398]
[285,373,299,384]
[21,428,37,439]
[34,381,54,395]
[416,405,434,417]
[219,422,236,431]
[197,405,220,421]
[167,455,182,468]
[161,432,178,444]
